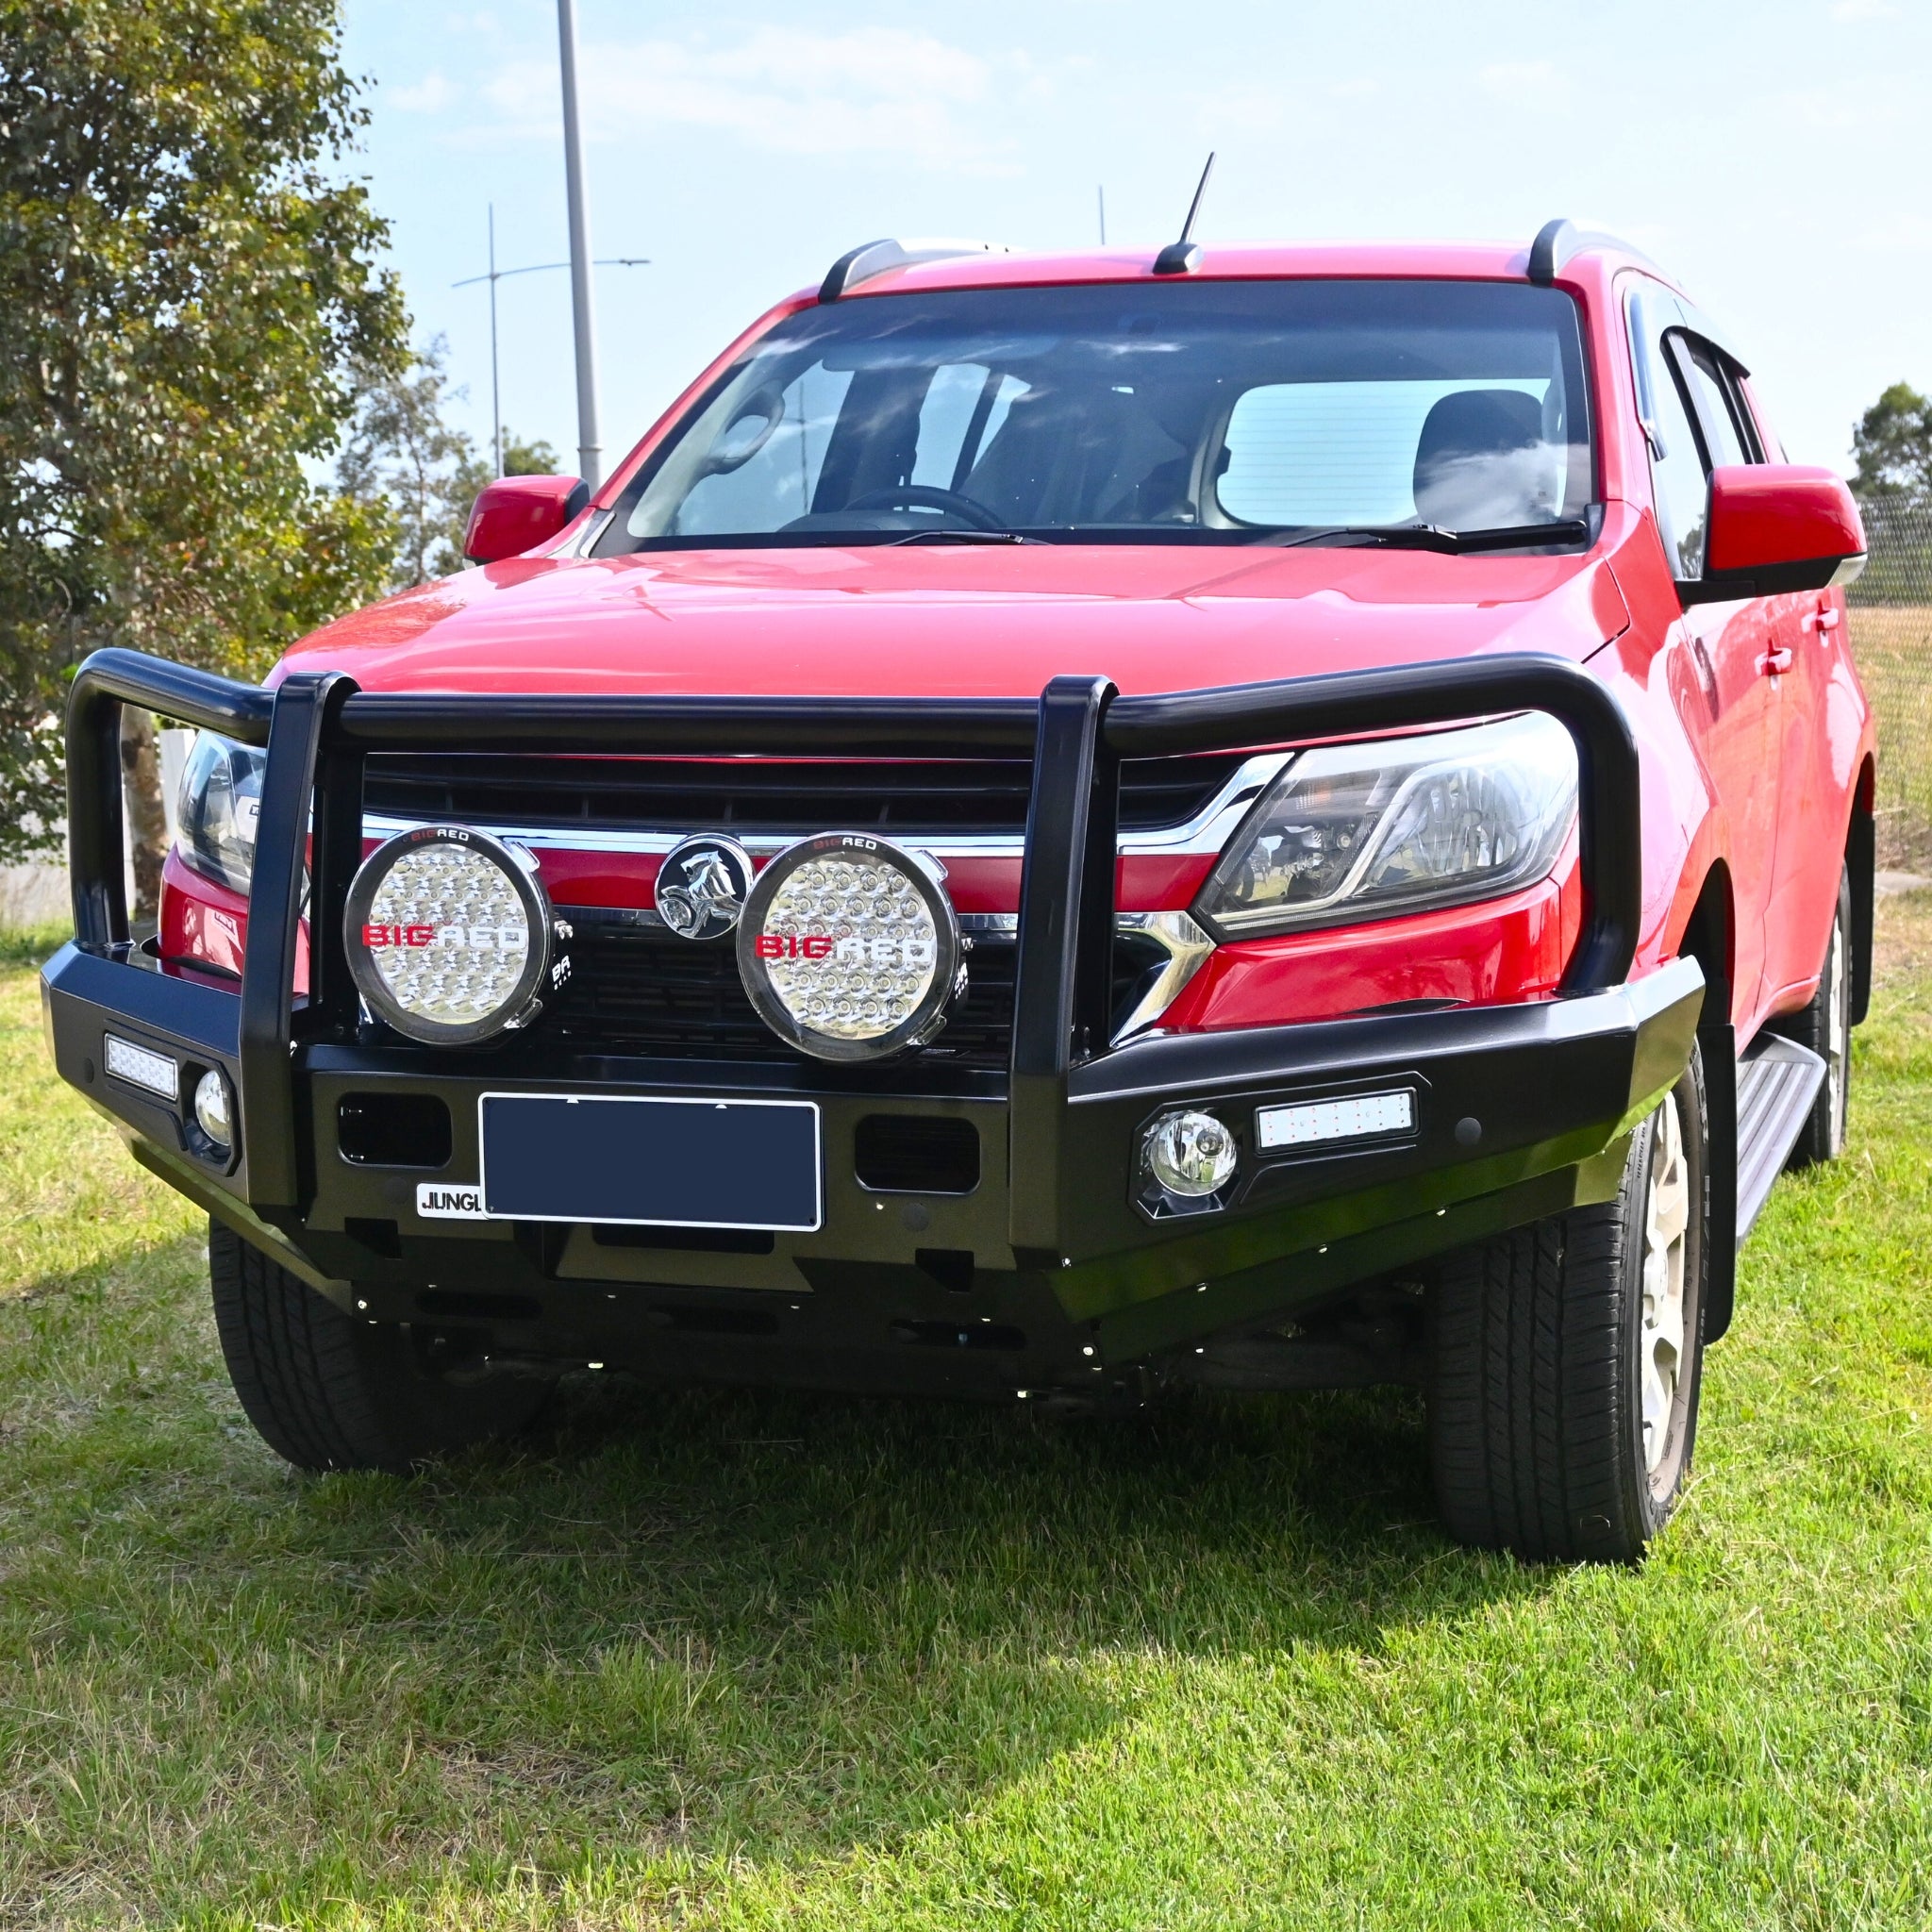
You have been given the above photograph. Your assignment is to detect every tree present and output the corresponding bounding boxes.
[1851,383,1932,506]
[337,340,557,592]
[0,0,409,907]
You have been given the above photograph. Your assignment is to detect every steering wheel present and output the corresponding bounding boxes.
[845,484,1008,530]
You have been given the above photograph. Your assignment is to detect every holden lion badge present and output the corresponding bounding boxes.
[655,835,756,941]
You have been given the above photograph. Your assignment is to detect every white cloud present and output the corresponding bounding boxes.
[391,71,458,114]
[479,26,1013,169]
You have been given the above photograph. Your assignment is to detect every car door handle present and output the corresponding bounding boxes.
[1759,646,1794,676]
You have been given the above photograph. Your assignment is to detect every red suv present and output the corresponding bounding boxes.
[46,221,1873,1562]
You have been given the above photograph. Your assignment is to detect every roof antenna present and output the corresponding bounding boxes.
[1154,152,1214,275]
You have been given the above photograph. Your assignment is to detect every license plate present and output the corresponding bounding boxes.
[476,1092,822,1231]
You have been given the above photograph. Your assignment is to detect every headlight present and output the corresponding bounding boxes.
[344,826,557,1045]
[1193,712,1577,939]
[175,732,267,894]
[737,834,964,1062]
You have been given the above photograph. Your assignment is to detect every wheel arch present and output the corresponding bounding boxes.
[1671,859,1735,1026]
[1849,754,1875,1026]
[1669,863,1739,1343]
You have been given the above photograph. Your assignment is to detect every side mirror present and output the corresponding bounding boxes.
[1685,463,1866,606]
[462,475,590,564]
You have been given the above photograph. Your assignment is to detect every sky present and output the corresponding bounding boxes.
[338,0,1932,485]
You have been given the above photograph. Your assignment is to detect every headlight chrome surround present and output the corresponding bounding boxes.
[1191,712,1579,941]
[736,832,964,1062]
[344,825,556,1046]
[175,731,268,895]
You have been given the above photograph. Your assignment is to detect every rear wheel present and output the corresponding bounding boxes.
[208,1220,549,1473]
[1775,864,1853,1169]
[1428,1047,1707,1563]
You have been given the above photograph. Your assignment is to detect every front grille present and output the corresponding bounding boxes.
[544,914,1016,1065]
[542,915,1173,1069]
[367,752,1223,1068]
[364,752,1242,837]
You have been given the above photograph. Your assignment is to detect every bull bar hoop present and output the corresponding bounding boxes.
[62,646,1642,1246]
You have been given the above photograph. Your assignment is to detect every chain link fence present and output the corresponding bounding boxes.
[1847,496,1932,872]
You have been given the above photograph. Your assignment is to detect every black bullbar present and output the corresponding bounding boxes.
[43,644,1697,1356]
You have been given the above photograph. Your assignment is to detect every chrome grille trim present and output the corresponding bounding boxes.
[359,752,1291,862]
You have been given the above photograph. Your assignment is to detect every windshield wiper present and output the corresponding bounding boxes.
[1249,518,1591,554]
[888,526,1037,545]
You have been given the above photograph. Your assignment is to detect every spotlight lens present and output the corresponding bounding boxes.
[345,827,552,1045]
[738,835,962,1061]
[1145,1110,1237,1198]
[193,1069,232,1150]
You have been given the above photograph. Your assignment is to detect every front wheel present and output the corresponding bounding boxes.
[208,1220,549,1473]
[1428,1046,1708,1563]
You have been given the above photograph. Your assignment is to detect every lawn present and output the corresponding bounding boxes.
[3,911,1931,1931]
[1847,603,1932,866]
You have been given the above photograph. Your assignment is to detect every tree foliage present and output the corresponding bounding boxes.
[1851,382,1932,506]
[337,340,557,592]
[0,0,409,862]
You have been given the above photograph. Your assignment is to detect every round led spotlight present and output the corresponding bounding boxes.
[737,833,963,1062]
[344,825,552,1046]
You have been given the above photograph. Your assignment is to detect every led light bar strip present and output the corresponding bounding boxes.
[104,1034,179,1100]
[1256,1089,1413,1152]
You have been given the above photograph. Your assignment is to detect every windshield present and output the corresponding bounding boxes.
[598,279,1594,551]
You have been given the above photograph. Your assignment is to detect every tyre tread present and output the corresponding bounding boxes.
[208,1223,404,1471]
[1430,1190,1648,1564]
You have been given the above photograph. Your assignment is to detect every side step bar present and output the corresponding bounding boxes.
[1737,1032,1825,1243]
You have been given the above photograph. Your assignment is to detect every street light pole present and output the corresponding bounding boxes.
[488,204,502,478]
[556,0,602,488]
[454,246,648,476]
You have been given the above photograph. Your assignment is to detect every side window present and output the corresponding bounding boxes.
[1628,294,1710,579]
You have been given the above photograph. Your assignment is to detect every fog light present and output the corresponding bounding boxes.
[193,1069,232,1151]
[1144,1110,1237,1198]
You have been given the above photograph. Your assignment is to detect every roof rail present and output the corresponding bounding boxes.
[1527,218,1667,285]
[818,238,1009,304]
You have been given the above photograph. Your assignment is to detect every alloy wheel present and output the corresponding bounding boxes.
[1639,1092,1691,1476]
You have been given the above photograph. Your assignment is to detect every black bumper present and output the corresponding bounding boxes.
[43,645,1697,1399]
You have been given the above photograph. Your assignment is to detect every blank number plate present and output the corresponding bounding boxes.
[477,1092,822,1231]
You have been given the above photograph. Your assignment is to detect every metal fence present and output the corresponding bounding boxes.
[1847,496,1932,871]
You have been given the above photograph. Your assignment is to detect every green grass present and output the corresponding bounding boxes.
[5,912,1932,1930]
[1847,604,1932,864]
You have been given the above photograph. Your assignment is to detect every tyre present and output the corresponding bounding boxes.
[1774,863,1853,1169]
[1428,1046,1707,1563]
[208,1219,549,1473]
